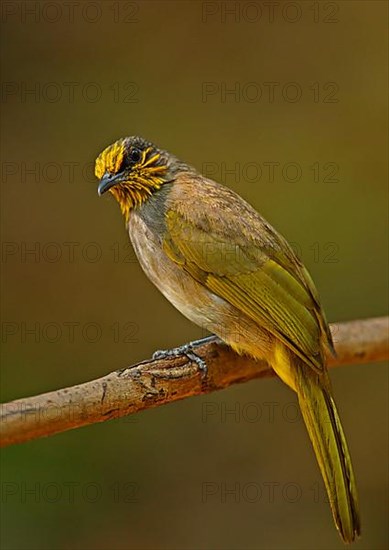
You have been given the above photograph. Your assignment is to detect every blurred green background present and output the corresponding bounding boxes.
[1,1,388,549]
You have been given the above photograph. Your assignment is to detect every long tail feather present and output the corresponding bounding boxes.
[295,364,361,543]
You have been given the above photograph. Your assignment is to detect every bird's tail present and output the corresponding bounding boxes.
[273,346,361,543]
[297,364,361,543]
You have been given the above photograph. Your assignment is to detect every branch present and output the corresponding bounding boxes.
[1,317,388,448]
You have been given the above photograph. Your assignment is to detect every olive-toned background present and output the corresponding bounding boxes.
[1,1,388,549]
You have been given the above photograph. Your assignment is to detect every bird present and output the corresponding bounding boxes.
[95,135,360,543]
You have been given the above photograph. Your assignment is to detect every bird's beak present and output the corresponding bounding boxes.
[98,172,122,196]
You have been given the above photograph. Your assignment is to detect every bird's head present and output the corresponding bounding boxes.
[95,136,172,220]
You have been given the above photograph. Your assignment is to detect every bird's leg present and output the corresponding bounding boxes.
[152,335,222,377]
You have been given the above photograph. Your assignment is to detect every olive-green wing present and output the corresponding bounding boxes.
[163,208,329,373]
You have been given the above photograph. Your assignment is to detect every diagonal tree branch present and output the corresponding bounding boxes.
[1,317,388,448]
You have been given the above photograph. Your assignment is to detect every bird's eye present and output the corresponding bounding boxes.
[129,148,142,163]
[120,147,142,172]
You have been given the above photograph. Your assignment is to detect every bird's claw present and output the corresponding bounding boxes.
[152,341,209,377]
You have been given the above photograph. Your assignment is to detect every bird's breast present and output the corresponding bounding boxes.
[128,212,219,329]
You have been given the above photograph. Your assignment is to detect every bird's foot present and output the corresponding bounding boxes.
[153,343,208,376]
[152,335,221,378]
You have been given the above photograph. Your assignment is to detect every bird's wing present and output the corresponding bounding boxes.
[163,189,333,373]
